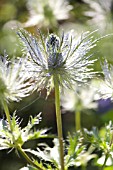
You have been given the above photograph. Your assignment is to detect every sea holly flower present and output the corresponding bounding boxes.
[98,60,113,100]
[83,0,113,32]
[61,80,99,113]
[0,53,34,104]
[17,29,100,169]
[61,79,100,130]
[24,0,72,28]
[0,53,50,170]
[17,29,98,95]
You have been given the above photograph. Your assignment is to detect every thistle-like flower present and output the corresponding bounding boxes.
[61,80,99,113]
[83,0,113,32]
[99,60,113,100]
[24,0,72,28]
[0,53,34,104]
[18,29,98,95]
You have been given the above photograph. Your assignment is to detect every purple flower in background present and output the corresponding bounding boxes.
[98,98,113,114]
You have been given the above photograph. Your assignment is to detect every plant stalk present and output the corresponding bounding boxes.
[82,165,86,170]
[2,101,44,170]
[2,100,13,131]
[54,77,64,170]
[75,110,81,131]
[17,145,44,170]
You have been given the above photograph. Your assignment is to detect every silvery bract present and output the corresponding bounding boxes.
[99,60,113,100]
[18,29,98,95]
[0,53,34,103]
[0,113,47,150]
[61,80,99,112]
[83,0,113,31]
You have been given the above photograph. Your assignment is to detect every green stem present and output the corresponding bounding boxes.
[75,110,81,131]
[101,153,109,170]
[54,77,64,170]
[82,165,86,170]
[2,101,17,145]
[2,100,13,131]
[2,101,44,170]
[17,145,44,170]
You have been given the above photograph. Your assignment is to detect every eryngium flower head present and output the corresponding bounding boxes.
[18,29,98,95]
[61,80,99,112]
[24,0,72,28]
[83,0,113,32]
[98,60,113,100]
[0,53,34,103]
